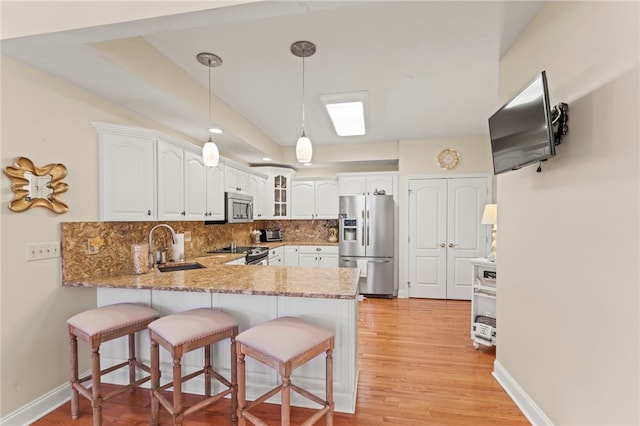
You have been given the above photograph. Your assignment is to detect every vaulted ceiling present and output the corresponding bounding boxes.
[1,1,543,168]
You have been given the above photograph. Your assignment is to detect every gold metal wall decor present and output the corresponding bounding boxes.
[4,157,69,213]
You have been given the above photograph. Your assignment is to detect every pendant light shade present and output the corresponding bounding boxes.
[197,52,223,167]
[202,137,220,167]
[296,133,313,163]
[291,41,316,164]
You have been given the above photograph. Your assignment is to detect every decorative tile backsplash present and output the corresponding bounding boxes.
[61,219,338,281]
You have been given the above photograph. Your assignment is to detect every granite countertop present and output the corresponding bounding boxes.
[63,242,357,299]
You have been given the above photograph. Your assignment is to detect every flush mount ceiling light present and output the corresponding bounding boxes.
[320,91,368,136]
[197,52,222,167]
[209,127,223,134]
[291,40,316,164]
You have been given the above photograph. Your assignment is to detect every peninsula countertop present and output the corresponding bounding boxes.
[63,245,358,299]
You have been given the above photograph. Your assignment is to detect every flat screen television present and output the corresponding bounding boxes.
[488,71,555,174]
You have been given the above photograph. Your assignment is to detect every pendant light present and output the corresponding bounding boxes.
[197,52,223,167]
[291,41,316,164]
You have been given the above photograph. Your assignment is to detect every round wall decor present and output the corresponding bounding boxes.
[436,149,460,170]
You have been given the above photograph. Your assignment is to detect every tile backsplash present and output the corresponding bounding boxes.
[61,219,337,281]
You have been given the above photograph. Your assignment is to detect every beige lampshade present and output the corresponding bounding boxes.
[481,204,497,225]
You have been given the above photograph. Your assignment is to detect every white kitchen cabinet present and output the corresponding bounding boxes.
[252,167,297,219]
[98,132,156,221]
[268,246,284,265]
[338,172,397,196]
[249,174,268,219]
[157,140,185,220]
[205,162,225,221]
[225,165,249,194]
[284,246,299,266]
[184,149,207,220]
[291,178,339,219]
[298,246,339,268]
[470,258,496,349]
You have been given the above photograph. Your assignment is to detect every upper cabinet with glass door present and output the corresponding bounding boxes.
[252,166,296,219]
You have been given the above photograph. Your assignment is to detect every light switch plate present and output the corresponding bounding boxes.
[27,242,60,261]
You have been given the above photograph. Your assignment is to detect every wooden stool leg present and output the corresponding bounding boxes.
[326,348,334,426]
[173,355,184,425]
[151,339,160,426]
[69,333,79,420]
[231,337,238,425]
[204,344,212,397]
[281,376,291,426]
[91,345,102,426]
[237,352,246,426]
[128,333,136,389]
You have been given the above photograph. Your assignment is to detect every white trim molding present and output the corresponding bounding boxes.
[0,381,71,426]
[493,360,553,426]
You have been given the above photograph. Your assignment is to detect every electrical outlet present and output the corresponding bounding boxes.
[184,231,192,242]
[26,242,60,261]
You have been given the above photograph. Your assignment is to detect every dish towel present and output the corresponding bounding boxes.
[357,260,368,278]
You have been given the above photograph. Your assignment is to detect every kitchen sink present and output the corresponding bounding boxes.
[158,262,205,273]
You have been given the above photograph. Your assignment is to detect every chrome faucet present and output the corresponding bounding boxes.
[148,224,177,268]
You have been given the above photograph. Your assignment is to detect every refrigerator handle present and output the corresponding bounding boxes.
[361,210,366,247]
[366,210,370,246]
[368,259,390,264]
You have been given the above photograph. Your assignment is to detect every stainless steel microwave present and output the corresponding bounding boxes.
[225,192,253,223]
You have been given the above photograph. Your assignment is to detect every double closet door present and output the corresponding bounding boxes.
[408,177,490,300]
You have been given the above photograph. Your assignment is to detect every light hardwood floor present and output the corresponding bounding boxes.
[33,298,528,425]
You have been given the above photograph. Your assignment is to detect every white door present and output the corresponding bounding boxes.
[206,163,225,221]
[408,179,447,299]
[184,150,206,220]
[315,179,339,219]
[409,177,489,300]
[157,141,184,220]
[291,180,315,219]
[99,134,155,221]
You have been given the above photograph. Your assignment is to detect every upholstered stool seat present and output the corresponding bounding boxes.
[148,308,239,426]
[236,316,335,426]
[67,303,159,426]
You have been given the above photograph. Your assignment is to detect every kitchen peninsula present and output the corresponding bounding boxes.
[62,252,360,414]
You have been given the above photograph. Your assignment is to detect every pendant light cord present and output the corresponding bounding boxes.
[301,55,306,134]
[208,58,213,142]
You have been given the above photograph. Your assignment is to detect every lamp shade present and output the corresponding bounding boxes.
[202,138,220,167]
[481,204,497,225]
[296,134,313,163]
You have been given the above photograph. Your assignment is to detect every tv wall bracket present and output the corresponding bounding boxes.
[551,102,569,146]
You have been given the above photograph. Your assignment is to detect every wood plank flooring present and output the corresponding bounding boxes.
[33,298,528,425]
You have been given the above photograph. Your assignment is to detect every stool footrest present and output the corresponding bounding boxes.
[301,406,330,426]
[244,384,283,412]
[290,382,326,407]
[183,388,232,417]
[242,410,269,426]
[103,376,150,400]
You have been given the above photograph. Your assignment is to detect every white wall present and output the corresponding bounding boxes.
[496,2,639,424]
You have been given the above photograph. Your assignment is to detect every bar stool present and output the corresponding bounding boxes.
[67,302,160,426]
[148,308,239,425]
[236,316,335,426]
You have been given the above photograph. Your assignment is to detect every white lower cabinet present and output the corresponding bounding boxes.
[284,246,299,266]
[269,246,284,265]
[96,287,358,413]
[298,246,339,268]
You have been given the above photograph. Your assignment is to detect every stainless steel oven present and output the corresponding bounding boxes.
[225,192,253,223]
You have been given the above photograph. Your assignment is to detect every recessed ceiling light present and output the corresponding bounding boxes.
[209,127,223,134]
[303,163,312,166]
[320,91,368,137]
[262,157,272,161]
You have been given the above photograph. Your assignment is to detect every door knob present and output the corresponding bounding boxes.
[448,243,458,248]
[439,243,446,248]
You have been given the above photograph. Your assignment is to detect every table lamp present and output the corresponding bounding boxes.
[481,204,497,261]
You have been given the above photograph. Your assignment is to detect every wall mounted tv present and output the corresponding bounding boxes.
[488,71,567,175]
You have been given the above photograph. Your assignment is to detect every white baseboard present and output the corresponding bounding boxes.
[397,288,408,298]
[493,360,553,426]
[0,381,71,426]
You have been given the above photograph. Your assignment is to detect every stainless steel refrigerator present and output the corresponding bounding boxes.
[339,195,396,297]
